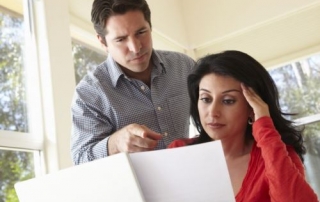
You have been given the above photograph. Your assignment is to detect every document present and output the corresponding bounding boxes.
[15,140,235,202]
[129,140,235,202]
[15,153,145,202]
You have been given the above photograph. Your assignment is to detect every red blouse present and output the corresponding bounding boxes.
[168,117,319,202]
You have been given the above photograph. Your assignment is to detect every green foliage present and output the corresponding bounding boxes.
[72,41,106,84]
[0,11,28,133]
[0,9,34,202]
[268,54,320,198]
[0,150,35,202]
[269,57,320,120]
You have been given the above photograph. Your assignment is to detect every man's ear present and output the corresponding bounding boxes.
[97,35,108,52]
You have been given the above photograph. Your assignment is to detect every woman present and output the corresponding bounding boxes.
[168,50,319,202]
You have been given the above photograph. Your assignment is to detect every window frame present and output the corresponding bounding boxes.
[0,0,43,151]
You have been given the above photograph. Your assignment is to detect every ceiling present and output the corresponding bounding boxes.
[68,0,320,66]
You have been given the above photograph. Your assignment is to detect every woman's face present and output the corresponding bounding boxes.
[198,73,252,141]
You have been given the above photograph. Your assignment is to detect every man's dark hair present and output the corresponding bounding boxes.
[91,0,152,45]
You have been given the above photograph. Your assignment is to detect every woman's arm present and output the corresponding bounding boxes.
[253,117,319,202]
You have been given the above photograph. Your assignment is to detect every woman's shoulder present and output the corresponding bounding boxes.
[167,137,199,148]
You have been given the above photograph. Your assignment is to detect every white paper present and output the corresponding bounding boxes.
[15,153,145,202]
[129,140,235,202]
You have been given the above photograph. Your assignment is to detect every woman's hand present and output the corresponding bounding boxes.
[241,83,270,121]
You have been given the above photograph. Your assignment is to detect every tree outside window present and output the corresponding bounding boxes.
[268,54,320,198]
[0,4,36,202]
[72,40,106,84]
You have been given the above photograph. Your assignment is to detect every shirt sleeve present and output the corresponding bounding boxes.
[71,84,113,165]
[253,116,319,202]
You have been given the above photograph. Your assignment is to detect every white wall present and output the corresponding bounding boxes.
[68,0,320,64]
[182,0,320,47]
[147,0,189,50]
[33,0,75,171]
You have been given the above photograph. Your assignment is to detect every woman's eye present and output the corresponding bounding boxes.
[223,99,235,104]
[200,97,211,103]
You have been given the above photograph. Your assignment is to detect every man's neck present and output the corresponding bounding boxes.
[121,63,153,87]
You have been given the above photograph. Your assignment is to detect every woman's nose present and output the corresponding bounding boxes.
[208,101,220,117]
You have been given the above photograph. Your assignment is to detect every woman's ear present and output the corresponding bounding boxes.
[250,111,255,122]
[247,108,255,121]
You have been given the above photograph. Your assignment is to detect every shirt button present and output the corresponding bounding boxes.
[157,106,162,111]
[164,132,168,136]
[141,86,145,90]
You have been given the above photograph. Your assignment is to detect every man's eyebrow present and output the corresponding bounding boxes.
[112,34,127,41]
[136,26,148,32]
[111,26,149,41]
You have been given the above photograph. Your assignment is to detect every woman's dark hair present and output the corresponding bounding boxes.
[91,0,152,45]
[188,50,305,161]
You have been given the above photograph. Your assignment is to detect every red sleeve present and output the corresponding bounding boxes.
[253,116,319,202]
[167,138,198,149]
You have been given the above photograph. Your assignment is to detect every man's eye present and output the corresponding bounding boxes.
[138,30,146,35]
[116,38,124,42]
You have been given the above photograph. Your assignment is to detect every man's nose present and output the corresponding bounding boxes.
[128,38,141,53]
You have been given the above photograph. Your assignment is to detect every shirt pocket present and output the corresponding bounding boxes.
[166,94,190,135]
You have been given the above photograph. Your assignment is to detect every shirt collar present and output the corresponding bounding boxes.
[151,50,166,75]
[106,54,125,87]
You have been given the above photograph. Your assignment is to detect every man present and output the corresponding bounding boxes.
[71,0,195,165]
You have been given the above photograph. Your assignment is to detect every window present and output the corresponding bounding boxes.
[304,122,320,195]
[0,6,27,133]
[0,1,42,201]
[268,53,320,197]
[0,148,38,202]
[72,40,106,84]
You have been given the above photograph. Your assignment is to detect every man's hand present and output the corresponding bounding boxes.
[108,124,162,155]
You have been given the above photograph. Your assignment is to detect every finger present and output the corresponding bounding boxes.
[241,83,262,104]
[128,124,150,138]
[129,135,159,150]
[125,135,158,152]
[139,125,163,140]
[241,83,270,119]
[127,144,155,153]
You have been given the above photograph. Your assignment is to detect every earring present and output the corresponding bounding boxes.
[248,117,254,125]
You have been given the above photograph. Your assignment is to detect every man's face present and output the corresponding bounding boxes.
[100,10,153,75]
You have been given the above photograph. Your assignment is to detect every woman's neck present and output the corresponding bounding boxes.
[221,138,253,160]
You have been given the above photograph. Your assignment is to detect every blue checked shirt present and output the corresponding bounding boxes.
[71,50,195,164]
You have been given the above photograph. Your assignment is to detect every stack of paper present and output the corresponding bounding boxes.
[15,140,235,202]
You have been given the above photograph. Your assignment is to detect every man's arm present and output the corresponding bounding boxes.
[71,93,162,164]
[107,124,162,155]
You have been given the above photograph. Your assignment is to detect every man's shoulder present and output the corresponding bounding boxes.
[154,49,195,63]
[76,60,110,90]
[155,49,192,59]
[153,50,195,71]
